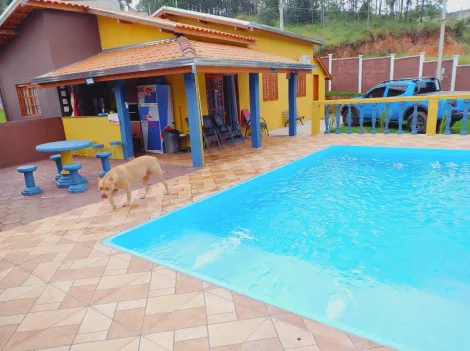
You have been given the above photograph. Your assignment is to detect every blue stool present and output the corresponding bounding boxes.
[96,151,112,178]
[63,163,88,194]
[17,165,42,196]
[92,144,104,153]
[50,154,63,181]
[109,141,121,159]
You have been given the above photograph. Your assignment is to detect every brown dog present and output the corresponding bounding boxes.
[97,155,169,210]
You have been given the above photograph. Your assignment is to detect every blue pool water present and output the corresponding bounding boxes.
[104,146,470,351]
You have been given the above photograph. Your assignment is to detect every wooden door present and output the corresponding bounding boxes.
[313,75,319,101]
[205,75,224,117]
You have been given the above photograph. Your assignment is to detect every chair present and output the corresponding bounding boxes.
[212,114,235,146]
[228,118,245,143]
[96,151,112,178]
[241,109,269,137]
[50,154,63,181]
[63,162,88,194]
[202,115,223,149]
[17,165,42,196]
[109,141,122,159]
[283,110,305,127]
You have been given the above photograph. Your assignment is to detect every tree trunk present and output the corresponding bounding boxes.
[420,0,425,22]
[379,0,382,15]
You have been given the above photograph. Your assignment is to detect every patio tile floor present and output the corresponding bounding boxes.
[1,133,469,351]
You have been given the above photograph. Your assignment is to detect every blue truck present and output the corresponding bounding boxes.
[341,77,468,133]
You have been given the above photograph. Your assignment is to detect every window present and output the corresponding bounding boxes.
[16,84,41,117]
[387,84,408,97]
[296,75,306,97]
[263,74,278,101]
[414,81,439,95]
[366,86,386,98]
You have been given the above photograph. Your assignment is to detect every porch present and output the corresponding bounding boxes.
[31,37,314,168]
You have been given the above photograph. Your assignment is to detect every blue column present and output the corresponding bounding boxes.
[114,80,134,160]
[288,73,297,136]
[184,73,204,167]
[249,73,261,148]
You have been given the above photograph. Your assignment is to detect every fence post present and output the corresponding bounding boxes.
[311,103,321,135]
[328,54,333,92]
[450,55,460,91]
[426,99,438,136]
[390,53,395,80]
[418,52,426,78]
[358,55,363,93]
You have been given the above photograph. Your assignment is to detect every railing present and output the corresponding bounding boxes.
[312,94,470,136]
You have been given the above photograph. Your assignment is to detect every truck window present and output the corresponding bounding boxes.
[367,86,386,98]
[387,84,408,97]
[414,81,439,94]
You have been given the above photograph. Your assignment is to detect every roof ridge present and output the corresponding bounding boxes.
[176,36,197,57]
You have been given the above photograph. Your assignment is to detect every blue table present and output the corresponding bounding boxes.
[36,140,92,188]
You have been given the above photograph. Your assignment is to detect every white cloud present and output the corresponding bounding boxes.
[447,0,470,13]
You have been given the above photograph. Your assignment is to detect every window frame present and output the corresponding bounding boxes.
[296,74,306,97]
[16,84,41,117]
[262,73,278,101]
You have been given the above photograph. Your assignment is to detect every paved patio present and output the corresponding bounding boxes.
[0,158,195,232]
[1,133,469,351]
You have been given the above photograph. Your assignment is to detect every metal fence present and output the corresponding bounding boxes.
[312,94,470,136]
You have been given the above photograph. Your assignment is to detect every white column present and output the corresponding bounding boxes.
[418,52,426,78]
[450,55,460,91]
[389,53,395,80]
[358,55,363,93]
[328,54,333,92]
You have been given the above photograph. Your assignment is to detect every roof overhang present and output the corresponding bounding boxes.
[152,6,325,46]
[0,0,256,47]
[31,57,315,88]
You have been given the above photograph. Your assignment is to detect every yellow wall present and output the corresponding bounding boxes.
[62,117,123,159]
[96,14,327,131]
[97,16,174,50]
[169,17,326,130]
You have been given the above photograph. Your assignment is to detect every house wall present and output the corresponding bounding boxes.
[169,18,326,130]
[0,10,101,121]
[97,15,326,131]
[97,16,174,50]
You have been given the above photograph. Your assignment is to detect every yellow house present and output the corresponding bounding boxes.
[24,0,331,167]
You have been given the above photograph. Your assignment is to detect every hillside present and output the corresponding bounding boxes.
[237,15,470,64]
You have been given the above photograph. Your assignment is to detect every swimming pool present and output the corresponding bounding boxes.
[104,146,470,351]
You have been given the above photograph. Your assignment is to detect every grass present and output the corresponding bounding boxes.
[334,119,470,134]
[424,55,470,65]
[0,109,5,123]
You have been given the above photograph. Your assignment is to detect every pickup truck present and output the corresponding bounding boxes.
[341,77,468,133]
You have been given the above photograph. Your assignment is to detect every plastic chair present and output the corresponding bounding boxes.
[212,114,235,146]
[241,109,269,137]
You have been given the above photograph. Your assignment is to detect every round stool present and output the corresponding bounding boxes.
[96,151,112,178]
[92,144,104,155]
[109,141,122,159]
[17,165,42,196]
[50,154,63,181]
[63,163,88,194]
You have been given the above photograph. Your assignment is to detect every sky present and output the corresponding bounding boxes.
[447,0,470,13]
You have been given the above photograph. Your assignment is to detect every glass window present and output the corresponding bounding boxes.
[16,84,41,117]
[367,86,386,98]
[387,84,408,97]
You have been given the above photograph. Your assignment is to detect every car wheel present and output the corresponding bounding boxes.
[341,108,359,127]
[407,111,427,133]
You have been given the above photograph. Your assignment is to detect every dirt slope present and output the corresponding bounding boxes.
[321,29,466,58]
